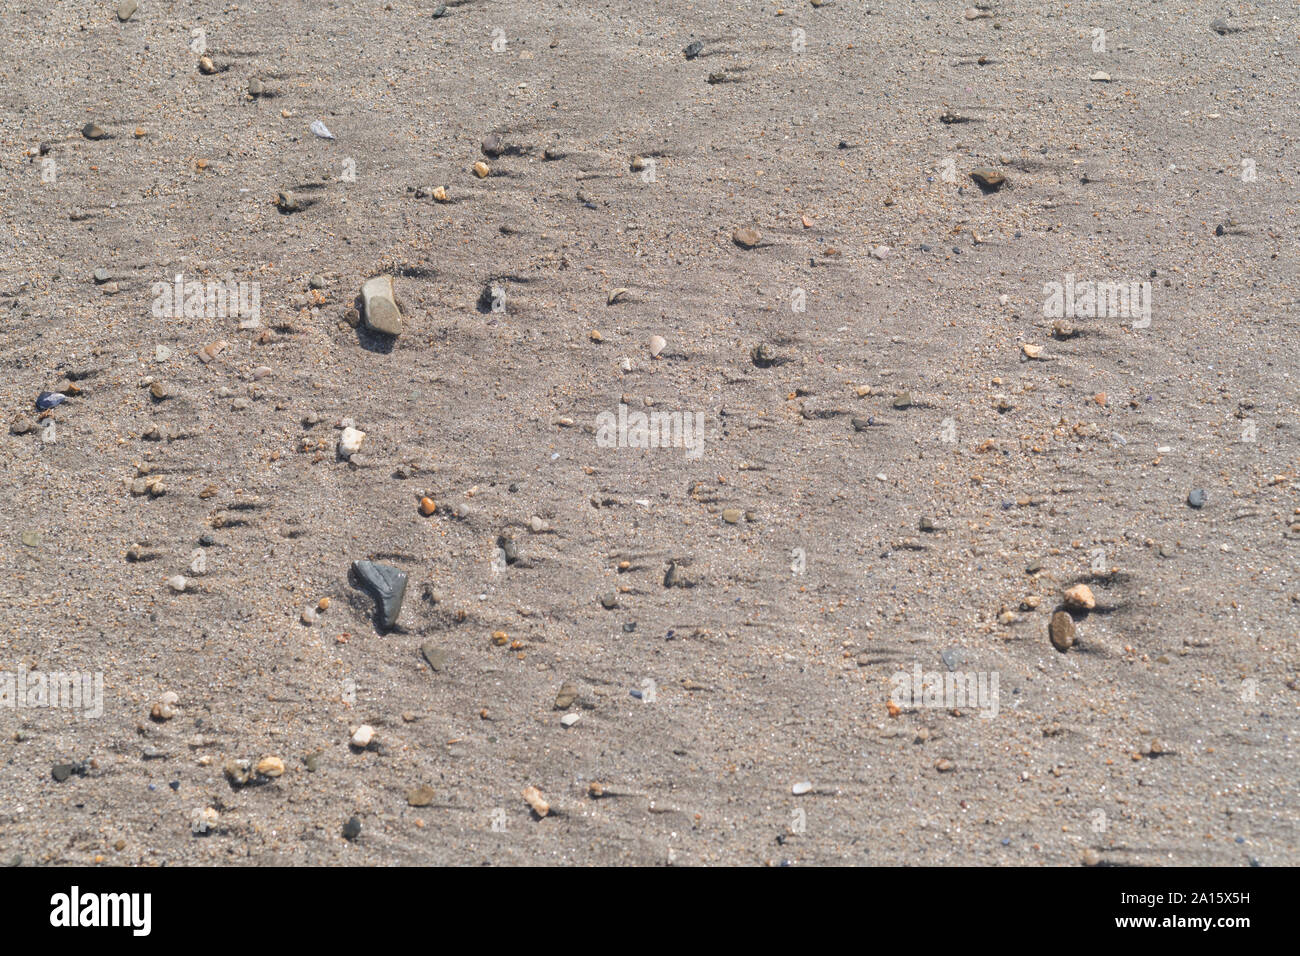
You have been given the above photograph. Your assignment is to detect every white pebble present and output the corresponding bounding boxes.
[560,713,581,728]
[350,725,374,748]
[165,575,187,592]
[792,781,813,795]
[648,335,666,358]
[191,807,219,835]
[338,426,366,457]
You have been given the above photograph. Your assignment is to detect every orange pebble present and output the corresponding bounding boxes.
[419,497,436,515]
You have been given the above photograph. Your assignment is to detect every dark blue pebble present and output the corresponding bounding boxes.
[36,392,66,410]
[630,689,643,699]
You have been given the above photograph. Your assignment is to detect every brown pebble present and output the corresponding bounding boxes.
[1050,611,1076,652]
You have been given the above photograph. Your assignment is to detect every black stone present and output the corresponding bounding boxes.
[351,560,408,628]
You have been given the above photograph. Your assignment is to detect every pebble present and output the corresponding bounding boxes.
[10,416,33,435]
[36,392,66,411]
[1187,488,1207,509]
[1090,71,1111,82]
[192,807,219,834]
[338,426,366,458]
[419,496,436,515]
[342,816,362,840]
[1021,343,1043,360]
[165,575,187,592]
[361,275,402,336]
[420,643,447,671]
[554,681,579,709]
[607,288,629,305]
[969,168,1005,190]
[522,785,549,817]
[473,160,491,178]
[481,133,504,157]
[247,78,266,98]
[1049,611,1076,652]
[600,592,619,609]
[198,55,219,75]
[751,343,777,367]
[81,123,107,140]
[256,756,285,778]
[683,41,703,59]
[791,781,812,795]
[93,267,111,284]
[199,340,228,363]
[732,227,762,249]
[352,560,407,628]
[648,334,667,358]
[935,759,954,772]
[1081,848,1101,866]
[350,725,375,749]
[117,0,138,21]
[892,391,913,409]
[151,691,179,720]
[224,760,252,786]
[560,713,581,728]
[722,508,743,524]
[52,762,86,783]
[301,606,318,625]
[407,785,436,807]
[310,119,335,139]
[1063,584,1095,610]
[275,191,299,213]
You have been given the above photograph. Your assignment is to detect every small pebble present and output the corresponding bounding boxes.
[522,785,549,817]
[1063,584,1095,610]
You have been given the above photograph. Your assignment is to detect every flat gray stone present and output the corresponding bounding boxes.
[352,560,407,628]
[362,276,402,336]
